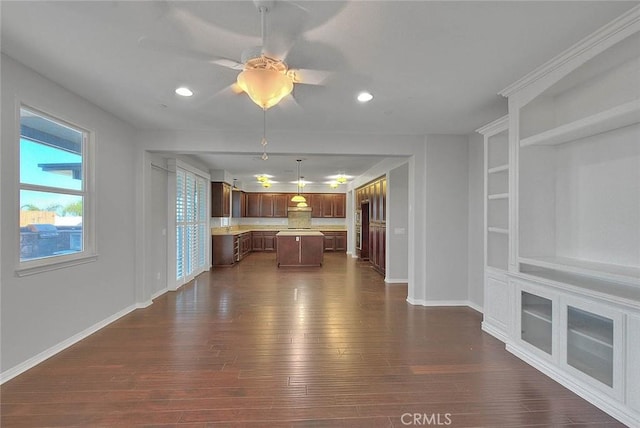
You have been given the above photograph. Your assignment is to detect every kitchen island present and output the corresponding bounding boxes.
[276,230,324,267]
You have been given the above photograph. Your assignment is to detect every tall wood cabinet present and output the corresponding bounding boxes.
[211,182,231,217]
[355,176,386,275]
[483,7,640,425]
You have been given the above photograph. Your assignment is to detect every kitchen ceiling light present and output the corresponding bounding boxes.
[262,182,271,188]
[291,159,307,203]
[336,175,348,184]
[175,87,193,97]
[357,91,373,103]
[296,202,308,208]
[329,182,339,189]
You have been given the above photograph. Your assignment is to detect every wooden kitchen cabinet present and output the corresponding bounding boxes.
[211,182,231,217]
[246,193,261,217]
[232,190,246,218]
[276,232,324,267]
[273,194,288,217]
[321,231,347,252]
[263,231,277,251]
[252,231,265,251]
[212,235,235,266]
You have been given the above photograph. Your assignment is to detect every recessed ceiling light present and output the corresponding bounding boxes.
[175,87,193,97]
[357,91,373,103]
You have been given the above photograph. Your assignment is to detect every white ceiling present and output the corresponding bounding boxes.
[2,1,636,184]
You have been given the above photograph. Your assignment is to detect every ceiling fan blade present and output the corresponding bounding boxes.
[261,1,310,60]
[138,36,244,70]
[289,69,332,86]
[278,93,303,112]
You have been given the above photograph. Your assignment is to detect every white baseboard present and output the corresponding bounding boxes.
[406,297,479,308]
[384,277,408,284]
[481,321,509,343]
[466,301,483,313]
[506,343,640,427]
[0,304,138,385]
[136,300,153,309]
[150,287,168,301]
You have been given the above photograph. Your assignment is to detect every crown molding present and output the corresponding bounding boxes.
[475,115,508,136]
[499,5,640,98]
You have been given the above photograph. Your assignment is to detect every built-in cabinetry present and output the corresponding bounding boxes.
[486,8,640,425]
[355,176,386,275]
[276,232,324,267]
[477,116,510,342]
[322,231,347,252]
[232,190,246,218]
[241,193,345,218]
[211,182,231,217]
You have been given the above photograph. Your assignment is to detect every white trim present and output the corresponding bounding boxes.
[0,304,138,384]
[384,277,408,284]
[151,287,169,301]
[136,300,153,309]
[507,343,640,427]
[476,115,509,136]
[466,301,483,313]
[499,5,640,98]
[482,322,509,343]
[406,298,479,308]
[15,254,98,277]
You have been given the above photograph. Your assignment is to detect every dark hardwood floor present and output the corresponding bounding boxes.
[1,253,624,427]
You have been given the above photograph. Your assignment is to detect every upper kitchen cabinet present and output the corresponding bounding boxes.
[211,182,231,217]
[232,190,246,218]
[273,194,289,217]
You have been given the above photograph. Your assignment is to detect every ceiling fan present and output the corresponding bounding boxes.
[138,0,330,110]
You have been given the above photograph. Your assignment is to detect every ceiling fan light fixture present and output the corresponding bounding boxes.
[237,68,293,109]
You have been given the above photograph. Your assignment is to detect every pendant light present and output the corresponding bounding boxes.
[291,160,306,203]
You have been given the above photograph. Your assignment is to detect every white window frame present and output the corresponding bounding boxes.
[16,104,96,277]
[169,159,210,290]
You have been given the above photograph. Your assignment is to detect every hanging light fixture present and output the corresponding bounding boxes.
[336,175,348,184]
[236,6,294,111]
[236,67,293,110]
[329,181,339,189]
[262,181,272,188]
[291,160,307,203]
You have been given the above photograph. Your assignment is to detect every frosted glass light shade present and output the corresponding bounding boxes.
[237,69,293,109]
[291,194,306,203]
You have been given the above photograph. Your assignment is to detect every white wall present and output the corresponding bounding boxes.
[386,162,409,283]
[467,133,485,310]
[1,55,138,377]
[420,135,470,304]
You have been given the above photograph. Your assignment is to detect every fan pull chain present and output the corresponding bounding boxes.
[261,108,268,160]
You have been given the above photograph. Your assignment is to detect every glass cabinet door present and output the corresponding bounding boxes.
[567,306,614,387]
[521,291,553,355]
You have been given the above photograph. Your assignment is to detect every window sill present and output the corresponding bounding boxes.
[16,254,98,277]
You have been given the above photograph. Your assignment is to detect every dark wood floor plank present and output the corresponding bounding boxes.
[0,253,624,427]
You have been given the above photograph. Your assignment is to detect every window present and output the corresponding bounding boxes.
[18,106,93,273]
[175,167,208,284]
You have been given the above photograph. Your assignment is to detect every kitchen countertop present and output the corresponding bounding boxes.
[212,227,345,236]
[276,230,325,237]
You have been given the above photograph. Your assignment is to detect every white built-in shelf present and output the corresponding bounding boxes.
[488,193,509,200]
[488,164,509,174]
[523,305,552,323]
[567,352,613,387]
[488,227,509,235]
[569,325,613,349]
[520,99,640,148]
[519,256,640,288]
